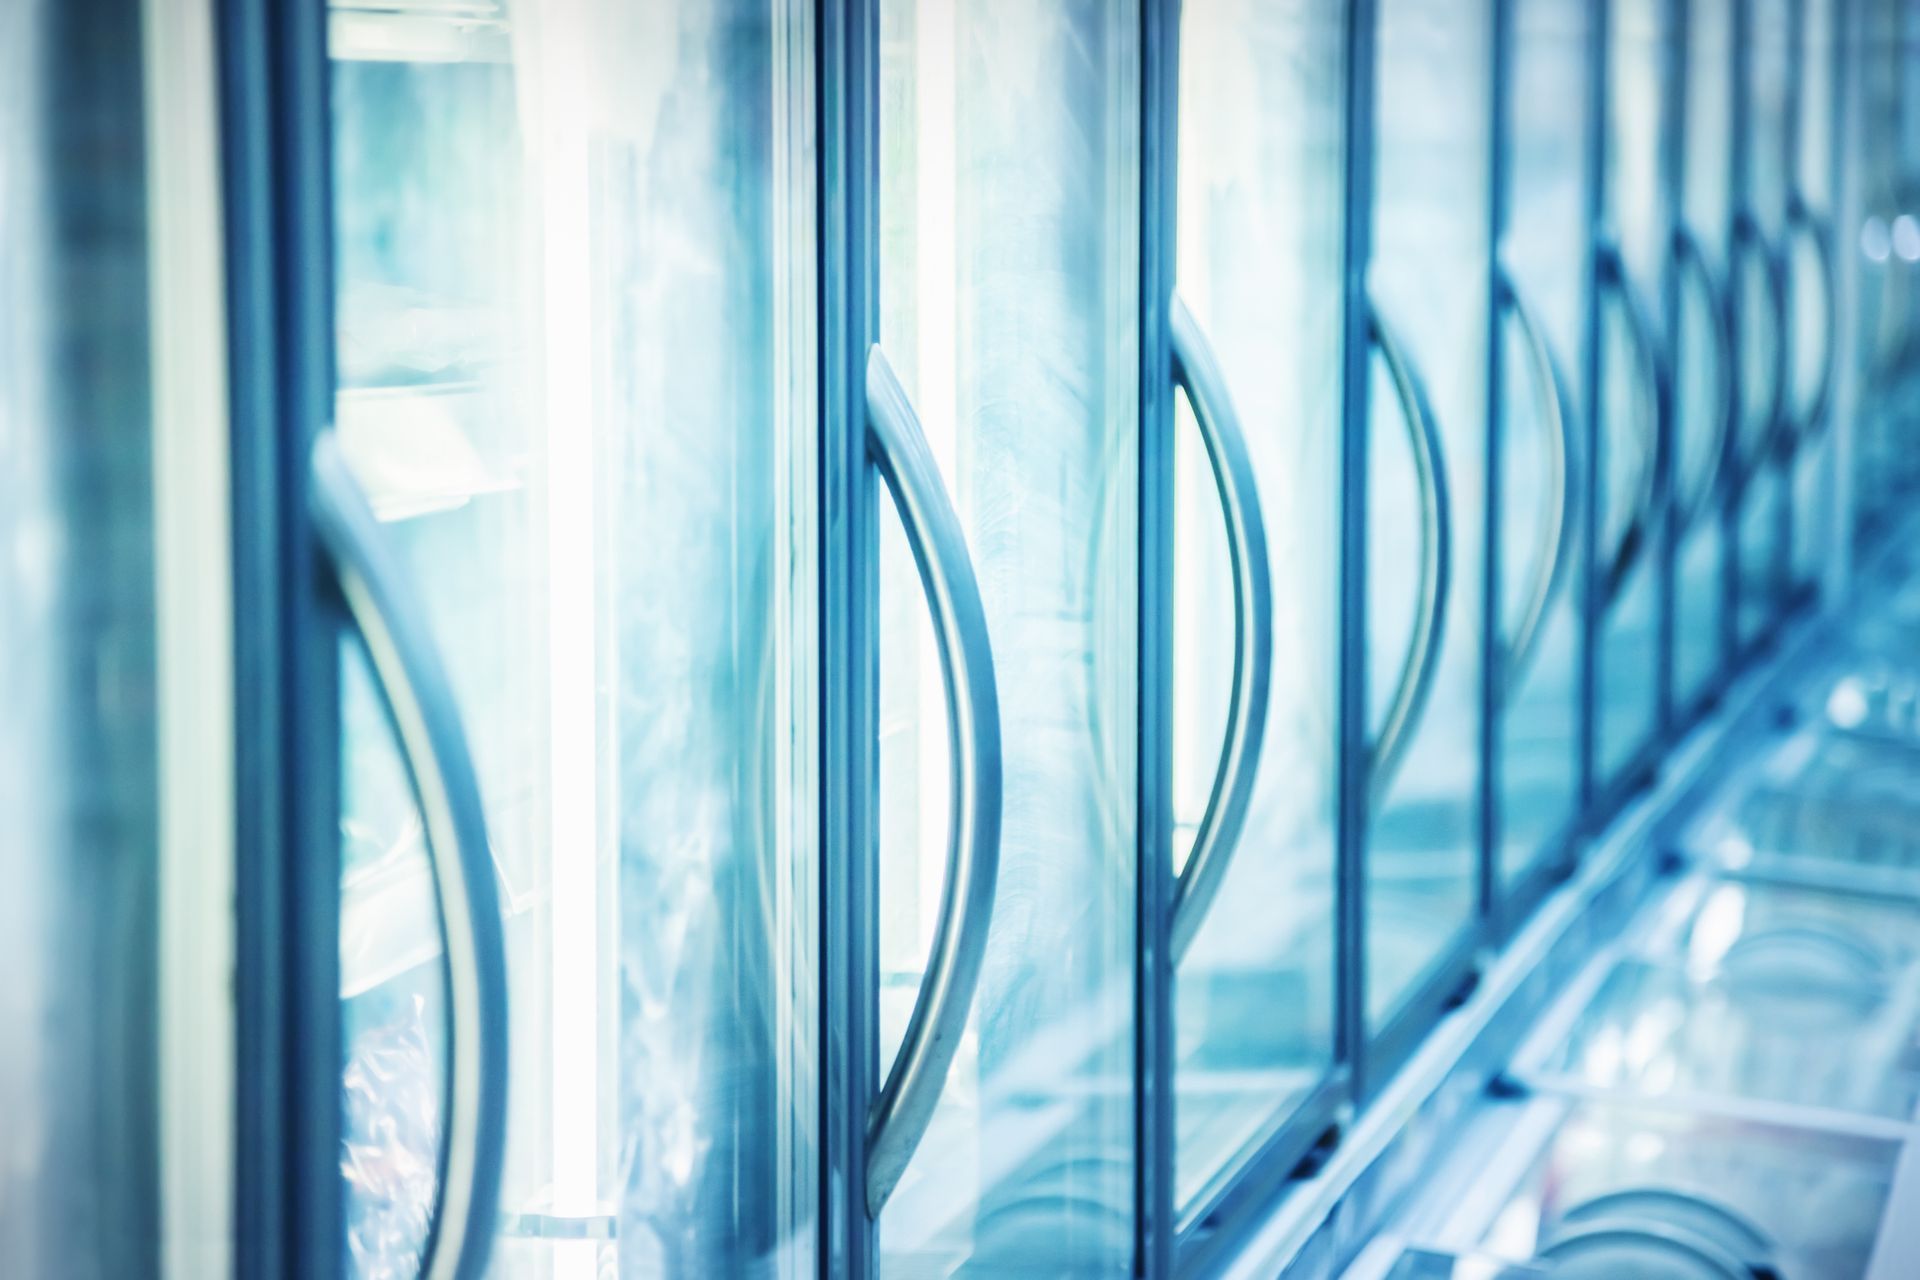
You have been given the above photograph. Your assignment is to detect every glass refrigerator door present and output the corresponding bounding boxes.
[873,2,1139,1271]
[1788,0,1841,593]
[326,2,819,1274]
[1594,0,1669,789]
[1171,0,1343,1219]
[1496,0,1592,896]
[1849,0,1920,543]
[1673,0,1736,718]
[1732,0,1795,647]
[1366,0,1492,1031]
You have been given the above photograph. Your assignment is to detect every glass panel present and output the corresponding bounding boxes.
[1468,1099,1898,1279]
[1674,0,1734,712]
[1595,0,1668,785]
[1539,877,1920,1123]
[1735,0,1795,645]
[1367,0,1492,1027]
[1497,0,1591,889]
[1849,0,1920,544]
[0,2,164,1271]
[1171,0,1343,1216]
[1790,0,1840,590]
[1686,722,1920,894]
[327,2,818,1273]
[874,1,1139,1271]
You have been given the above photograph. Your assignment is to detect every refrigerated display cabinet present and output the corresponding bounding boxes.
[13,0,1920,1277]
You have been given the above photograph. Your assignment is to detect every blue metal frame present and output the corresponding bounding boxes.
[218,0,340,1273]
[817,0,879,1271]
[1577,0,1608,823]
[1336,0,1380,1103]
[1138,0,1178,1273]
[1482,0,1516,933]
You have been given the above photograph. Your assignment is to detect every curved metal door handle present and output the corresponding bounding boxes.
[310,430,509,1280]
[864,345,1004,1218]
[1730,211,1792,483]
[1165,296,1275,963]
[1494,270,1580,695]
[1785,192,1839,442]
[1367,300,1454,803]
[1596,246,1668,608]
[1670,227,1737,533]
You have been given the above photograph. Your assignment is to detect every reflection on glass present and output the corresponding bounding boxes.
[1498,0,1590,888]
[1367,0,1491,1027]
[875,1,1139,1271]
[1595,0,1667,785]
[328,2,817,1274]
[1171,0,1342,1217]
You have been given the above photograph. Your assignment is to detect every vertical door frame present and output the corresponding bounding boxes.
[1577,0,1608,823]
[218,0,342,1274]
[1482,0,1515,940]
[1138,0,1179,1273]
[1335,0,1380,1109]
[818,0,880,1273]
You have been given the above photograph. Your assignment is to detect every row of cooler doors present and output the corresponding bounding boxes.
[1340,538,1920,1280]
[9,0,1920,1277]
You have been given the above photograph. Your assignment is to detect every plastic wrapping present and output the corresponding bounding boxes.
[343,993,443,1280]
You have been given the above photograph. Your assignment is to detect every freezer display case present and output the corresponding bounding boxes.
[30,0,1920,1276]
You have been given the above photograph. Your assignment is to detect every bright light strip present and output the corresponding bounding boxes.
[533,7,600,1269]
